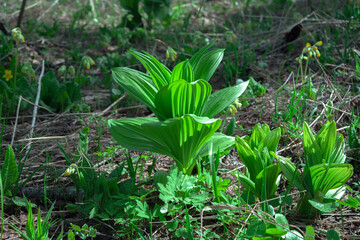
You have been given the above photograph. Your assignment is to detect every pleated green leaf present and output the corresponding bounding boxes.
[171,60,194,83]
[142,115,221,174]
[192,49,225,82]
[195,132,235,159]
[129,50,171,89]
[1,145,19,196]
[109,115,221,174]
[155,79,211,120]
[275,154,304,191]
[329,134,346,164]
[235,136,263,182]
[111,67,159,115]
[315,121,337,163]
[249,123,266,150]
[108,117,168,155]
[236,172,257,196]
[255,164,281,200]
[258,127,281,154]
[189,41,216,69]
[310,163,353,194]
[202,81,249,118]
[303,122,323,167]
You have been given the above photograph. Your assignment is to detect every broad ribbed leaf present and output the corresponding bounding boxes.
[236,172,256,196]
[108,117,168,155]
[329,134,346,164]
[303,122,323,167]
[325,186,346,200]
[155,79,211,120]
[189,41,216,72]
[142,115,221,174]
[202,81,249,118]
[315,121,337,163]
[308,199,339,213]
[235,136,263,182]
[171,60,194,83]
[110,115,221,174]
[196,132,235,159]
[129,51,171,89]
[112,67,160,115]
[1,145,18,196]
[275,154,304,191]
[255,164,281,200]
[193,49,224,82]
[258,127,281,154]
[249,123,266,150]
[310,163,353,194]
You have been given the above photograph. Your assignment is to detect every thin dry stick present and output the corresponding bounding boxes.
[315,57,343,102]
[37,0,59,20]
[20,96,57,115]
[99,92,127,116]
[10,96,23,147]
[27,60,45,149]
[9,1,41,18]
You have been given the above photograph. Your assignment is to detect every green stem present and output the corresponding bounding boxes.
[220,109,228,133]
[14,41,19,89]
[299,59,304,84]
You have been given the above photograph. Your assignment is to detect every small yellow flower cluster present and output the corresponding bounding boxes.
[297,41,322,61]
[21,63,35,78]
[227,99,242,116]
[82,56,95,70]
[166,47,177,62]
[3,69,13,81]
[11,27,25,43]
[225,31,237,43]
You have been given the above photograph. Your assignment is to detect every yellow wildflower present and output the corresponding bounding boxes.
[316,53,321,57]
[306,42,311,47]
[316,41,323,46]
[314,46,318,51]
[3,70,13,81]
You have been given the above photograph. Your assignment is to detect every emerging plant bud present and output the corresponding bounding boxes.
[58,65,67,74]
[68,65,76,76]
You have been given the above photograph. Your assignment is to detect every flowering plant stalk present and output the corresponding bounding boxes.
[296,41,322,84]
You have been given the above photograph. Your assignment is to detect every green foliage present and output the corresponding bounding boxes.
[234,123,282,200]
[109,43,248,174]
[68,223,97,240]
[276,121,354,217]
[5,198,62,240]
[119,0,172,29]
[40,70,81,112]
[158,168,209,211]
[0,145,18,196]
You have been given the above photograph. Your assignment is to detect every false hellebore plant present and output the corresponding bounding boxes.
[108,42,248,174]
[275,121,353,217]
[234,124,282,202]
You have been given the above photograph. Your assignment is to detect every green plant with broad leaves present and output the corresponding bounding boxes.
[108,42,248,174]
[243,214,304,240]
[275,121,353,217]
[234,123,282,201]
